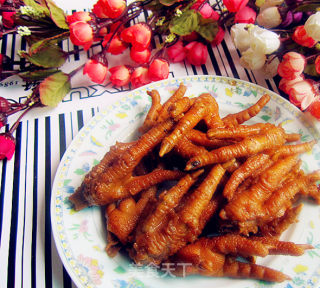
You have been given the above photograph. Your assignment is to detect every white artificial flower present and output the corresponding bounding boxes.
[230,23,251,52]
[256,7,282,28]
[239,48,266,70]
[304,12,320,42]
[249,25,280,54]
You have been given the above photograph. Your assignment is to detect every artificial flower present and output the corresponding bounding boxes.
[234,6,256,24]
[83,59,108,84]
[102,34,128,55]
[109,65,131,87]
[230,23,251,52]
[277,51,306,80]
[249,25,280,54]
[0,113,7,128]
[0,133,15,160]
[130,66,150,88]
[0,96,10,113]
[66,11,91,24]
[308,98,320,119]
[223,0,249,12]
[239,48,266,70]
[192,1,220,21]
[148,58,170,81]
[256,6,282,28]
[261,56,280,78]
[292,25,316,48]
[279,75,305,94]
[304,12,320,42]
[130,47,151,64]
[258,0,284,9]
[166,41,187,63]
[185,41,208,66]
[288,79,317,110]
[2,12,16,28]
[93,0,126,19]
[121,23,151,51]
[69,21,93,51]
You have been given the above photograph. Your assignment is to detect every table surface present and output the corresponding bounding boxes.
[0,1,302,288]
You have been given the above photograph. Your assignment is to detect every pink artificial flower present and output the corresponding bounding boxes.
[0,133,15,160]
[66,11,91,24]
[0,96,10,113]
[315,55,320,75]
[166,41,187,63]
[92,0,126,19]
[148,58,170,82]
[278,75,305,94]
[69,21,93,51]
[102,34,128,55]
[83,59,108,84]
[292,25,316,48]
[130,47,151,64]
[130,67,150,88]
[211,26,225,46]
[223,0,249,12]
[277,52,306,80]
[234,6,256,24]
[288,79,318,110]
[121,23,151,51]
[185,41,208,66]
[2,12,16,28]
[192,0,220,21]
[182,31,199,42]
[109,65,131,87]
[0,0,6,4]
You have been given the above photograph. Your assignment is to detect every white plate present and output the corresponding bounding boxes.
[51,75,320,288]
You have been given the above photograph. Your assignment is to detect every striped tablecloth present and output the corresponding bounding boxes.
[0,1,285,287]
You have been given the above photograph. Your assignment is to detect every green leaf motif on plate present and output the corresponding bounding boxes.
[260,115,271,122]
[114,266,126,274]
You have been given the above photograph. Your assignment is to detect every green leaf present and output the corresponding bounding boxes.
[304,64,320,77]
[18,68,59,81]
[19,44,67,68]
[196,21,218,42]
[169,10,199,36]
[44,0,69,29]
[39,72,71,107]
[23,0,50,16]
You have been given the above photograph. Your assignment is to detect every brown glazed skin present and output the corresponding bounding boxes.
[69,83,319,282]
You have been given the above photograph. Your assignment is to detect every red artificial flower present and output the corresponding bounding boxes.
[0,113,7,128]
[83,59,108,84]
[130,47,151,64]
[279,75,305,94]
[192,0,220,21]
[0,0,6,4]
[109,65,131,87]
[0,133,15,160]
[148,58,170,82]
[102,33,128,55]
[211,26,225,46]
[69,21,93,51]
[166,41,187,63]
[223,0,249,12]
[92,0,126,19]
[308,98,320,119]
[121,23,151,51]
[2,11,16,28]
[130,67,150,88]
[288,79,318,110]
[182,31,199,42]
[66,11,91,24]
[185,41,208,66]
[234,6,256,24]
[277,52,306,80]
[315,55,320,75]
[292,25,316,48]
